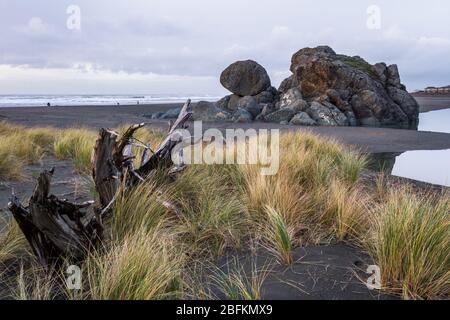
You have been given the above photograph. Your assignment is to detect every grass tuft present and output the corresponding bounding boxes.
[264,206,293,265]
[0,122,56,180]
[54,128,96,173]
[368,188,450,299]
[170,164,246,257]
[12,263,59,300]
[0,218,29,263]
[211,258,269,300]
[86,229,185,300]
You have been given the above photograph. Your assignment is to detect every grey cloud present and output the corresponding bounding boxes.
[0,0,449,93]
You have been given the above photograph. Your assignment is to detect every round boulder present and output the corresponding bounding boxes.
[220,60,271,96]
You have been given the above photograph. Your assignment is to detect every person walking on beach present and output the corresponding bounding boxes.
[47,102,51,107]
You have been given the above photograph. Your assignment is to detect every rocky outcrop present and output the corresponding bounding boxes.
[283,46,419,129]
[143,108,181,120]
[307,101,349,126]
[278,75,298,93]
[147,46,419,129]
[290,112,317,126]
[263,108,296,123]
[237,96,262,118]
[220,60,271,96]
[192,101,231,122]
[277,88,309,112]
[232,108,253,123]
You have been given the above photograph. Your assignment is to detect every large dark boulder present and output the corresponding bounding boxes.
[282,46,419,129]
[220,60,271,96]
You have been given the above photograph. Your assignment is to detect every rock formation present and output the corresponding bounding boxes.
[146,46,419,129]
[281,46,419,128]
[220,60,271,96]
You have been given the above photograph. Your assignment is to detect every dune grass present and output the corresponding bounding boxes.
[367,187,450,299]
[321,179,368,241]
[242,132,368,246]
[0,122,449,300]
[169,164,247,257]
[110,180,169,241]
[0,149,24,180]
[53,128,97,173]
[0,218,29,263]
[12,264,59,300]
[0,121,167,179]
[0,122,56,180]
[85,228,185,300]
[210,258,270,300]
[263,206,293,265]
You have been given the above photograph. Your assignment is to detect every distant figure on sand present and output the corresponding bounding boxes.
[47,102,51,107]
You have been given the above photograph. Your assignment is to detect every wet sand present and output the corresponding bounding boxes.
[0,97,449,154]
[413,94,450,112]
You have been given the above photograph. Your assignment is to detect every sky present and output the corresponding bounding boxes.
[0,0,449,95]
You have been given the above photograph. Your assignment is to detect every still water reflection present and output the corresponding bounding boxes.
[370,109,450,186]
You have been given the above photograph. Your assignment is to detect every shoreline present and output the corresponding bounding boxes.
[1,100,448,301]
[0,97,450,154]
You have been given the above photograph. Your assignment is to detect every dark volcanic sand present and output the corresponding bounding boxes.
[0,96,448,300]
[0,157,91,222]
[1,97,449,154]
[213,244,396,300]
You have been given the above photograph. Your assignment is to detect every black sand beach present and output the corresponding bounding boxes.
[1,96,449,154]
[0,96,448,301]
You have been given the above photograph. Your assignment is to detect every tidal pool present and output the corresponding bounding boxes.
[392,109,450,187]
[372,108,450,186]
[391,149,450,186]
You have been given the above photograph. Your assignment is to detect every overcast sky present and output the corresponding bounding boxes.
[0,0,449,94]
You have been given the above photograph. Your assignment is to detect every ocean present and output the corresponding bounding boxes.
[0,94,221,108]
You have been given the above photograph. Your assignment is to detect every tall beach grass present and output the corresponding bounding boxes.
[367,187,449,299]
[0,122,448,300]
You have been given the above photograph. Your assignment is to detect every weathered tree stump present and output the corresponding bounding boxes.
[8,169,101,268]
[8,100,193,269]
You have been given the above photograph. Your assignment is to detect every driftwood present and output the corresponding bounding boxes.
[8,100,193,268]
[8,169,101,267]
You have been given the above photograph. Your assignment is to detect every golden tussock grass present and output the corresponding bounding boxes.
[11,263,60,300]
[210,258,270,300]
[110,180,170,241]
[53,128,97,173]
[169,164,247,257]
[242,131,368,246]
[1,122,449,300]
[0,122,56,180]
[367,187,450,299]
[85,228,185,300]
[0,218,29,263]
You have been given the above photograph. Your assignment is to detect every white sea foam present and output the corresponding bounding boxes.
[0,94,220,107]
